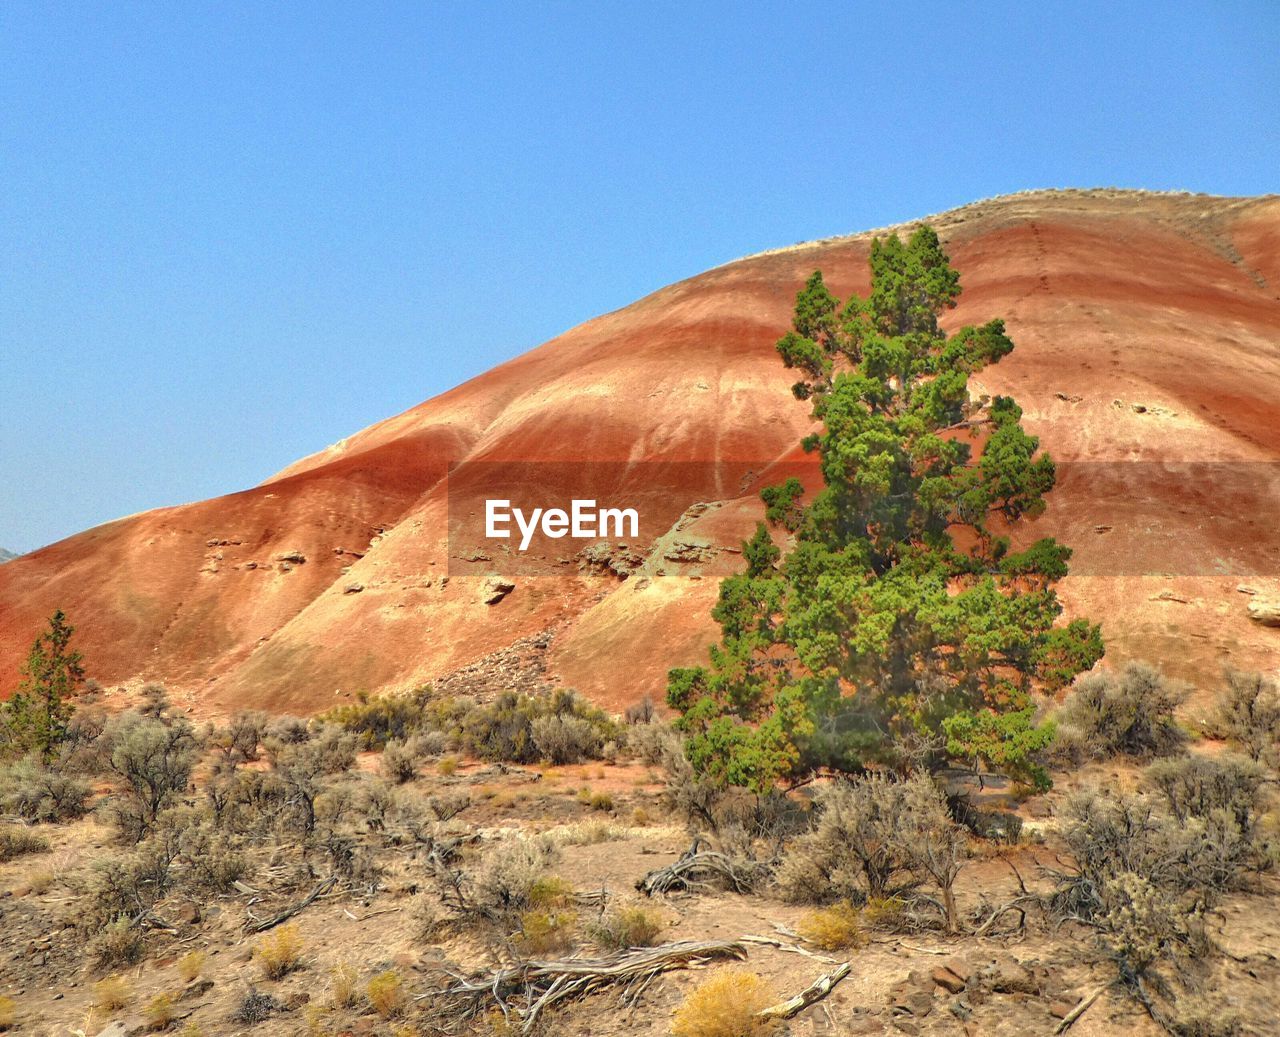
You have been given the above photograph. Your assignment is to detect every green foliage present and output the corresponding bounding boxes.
[1,610,85,761]
[670,227,1101,790]
[102,712,201,841]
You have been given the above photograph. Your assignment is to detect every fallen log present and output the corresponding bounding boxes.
[428,938,747,1033]
[758,962,852,1020]
[244,876,337,933]
[636,838,767,896]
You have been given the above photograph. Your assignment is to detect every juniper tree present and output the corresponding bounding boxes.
[2,609,85,761]
[668,227,1102,792]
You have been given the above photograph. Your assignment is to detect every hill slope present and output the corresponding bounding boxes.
[2,189,1278,715]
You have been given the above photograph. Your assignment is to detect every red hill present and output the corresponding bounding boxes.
[3,189,1279,716]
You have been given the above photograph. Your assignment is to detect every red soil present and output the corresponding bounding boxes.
[3,189,1278,716]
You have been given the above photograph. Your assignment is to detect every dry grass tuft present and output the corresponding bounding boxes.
[255,922,303,980]
[177,949,207,984]
[93,975,134,1012]
[671,968,779,1037]
[144,992,176,1031]
[367,969,406,1019]
[797,901,866,950]
[330,961,361,1008]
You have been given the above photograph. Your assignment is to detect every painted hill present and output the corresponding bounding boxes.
[2,189,1278,717]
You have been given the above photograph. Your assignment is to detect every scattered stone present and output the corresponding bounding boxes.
[1237,584,1258,595]
[1049,999,1075,1019]
[481,573,516,604]
[277,550,307,565]
[344,582,364,594]
[932,964,968,994]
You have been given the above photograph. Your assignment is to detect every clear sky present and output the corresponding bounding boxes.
[1,2,1276,553]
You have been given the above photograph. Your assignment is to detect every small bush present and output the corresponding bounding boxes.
[1053,662,1188,761]
[671,968,779,1037]
[102,712,201,841]
[517,908,578,954]
[427,790,470,821]
[144,992,176,1031]
[577,787,614,811]
[0,757,91,822]
[227,710,267,761]
[1146,753,1265,828]
[531,713,604,765]
[590,905,664,950]
[1207,671,1280,765]
[437,755,459,777]
[265,715,311,744]
[0,995,14,1030]
[0,826,48,862]
[473,836,557,915]
[177,950,207,984]
[527,875,575,909]
[381,738,420,784]
[330,962,360,1008]
[367,970,405,1019]
[626,719,678,767]
[255,923,303,980]
[861,895,907,930]
[93,975,134,1012]
[796,901,866,950]
[232,988,280,1024]
[91,918,146,967]
[625,697,657,725]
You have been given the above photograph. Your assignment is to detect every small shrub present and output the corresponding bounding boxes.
[92,917,147,966]
[23,868,53,893]
[437,755,459,777]
[227,710,267,761]
[367,969,405,1019]
[1053,662,1188,761]
[1146,753,1265,827]
[330,961,360,1008]
[265,715,311,744]
[625,697,657,725]
[1207,671,1280,765]
[590,905,664,950]
[177,950,207,983]
[531,713,604,765]
[527,875,574,909]
[517,908,578,954]
[255,923,303,980]
[0,826,48,862]
[626,720,678,765]
[796,901,866,951]
[671,968,779,1037]
[473,835,557,915]
[861,895,907,930]
[577,787,614,811]
[93,975,134,1012]
[144,992,176,1031]
[0,995,14,1030]
[0,757,91,822]
[428,790,470,821]
[232,988,281,1024]
[381,738,420,784]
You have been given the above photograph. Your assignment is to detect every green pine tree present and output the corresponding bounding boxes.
[2,609,84,761]
[668,227,1102,792]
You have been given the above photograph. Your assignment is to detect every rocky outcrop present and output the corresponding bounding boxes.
[1247,599,1280,627]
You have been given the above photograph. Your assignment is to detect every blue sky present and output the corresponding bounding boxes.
[1,2,1276,552]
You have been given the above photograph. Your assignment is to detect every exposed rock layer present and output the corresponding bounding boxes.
[2,189,1279,714]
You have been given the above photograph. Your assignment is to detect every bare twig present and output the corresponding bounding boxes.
[758,962,852,1020]
[1055,984,1108,1034]
[740,935,839,964]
